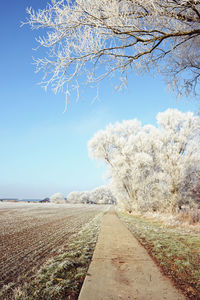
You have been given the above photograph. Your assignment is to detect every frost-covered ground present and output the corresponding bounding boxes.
[0,201,98,209]
[119,212,200,299]
[0,202,107,299]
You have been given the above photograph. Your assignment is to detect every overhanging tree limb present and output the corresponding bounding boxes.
[25,0,200,99]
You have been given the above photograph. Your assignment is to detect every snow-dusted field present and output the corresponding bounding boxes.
[0,202,106,287]
[0,201,97,210]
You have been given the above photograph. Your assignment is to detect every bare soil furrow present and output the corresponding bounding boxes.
[0,203,105,289]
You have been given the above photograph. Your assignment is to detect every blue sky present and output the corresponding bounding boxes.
[0,0,199,199]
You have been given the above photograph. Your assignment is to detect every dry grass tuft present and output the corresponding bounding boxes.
[177,207,200,225]
[123,208,200,233]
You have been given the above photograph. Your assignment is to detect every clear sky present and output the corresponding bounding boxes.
[0,0,199,199]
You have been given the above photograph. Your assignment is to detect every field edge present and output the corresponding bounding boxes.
[1,211,104,300]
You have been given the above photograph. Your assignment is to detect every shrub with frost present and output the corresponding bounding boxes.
[50,193,66,204]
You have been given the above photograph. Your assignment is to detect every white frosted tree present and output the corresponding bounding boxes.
[88,119,143,206]
[88,109,200,213]
[157,109,200,211]
[67,191,81,204]
[79,191,91,204]
[90,186,116,204]
[67,187,115,204]
[50,192,66,204]
[89,120,164,212]
[67,191,91,204]
[25,0,200,99]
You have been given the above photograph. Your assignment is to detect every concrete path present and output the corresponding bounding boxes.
[78,208,186,300]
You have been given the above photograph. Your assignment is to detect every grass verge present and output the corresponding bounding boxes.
[118,212,200,300]
[1,212,104,300]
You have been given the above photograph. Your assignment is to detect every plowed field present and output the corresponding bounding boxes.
[0,202,105,288]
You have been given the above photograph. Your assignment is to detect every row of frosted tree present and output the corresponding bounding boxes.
[50,186,116,205]
[88,109,200,213]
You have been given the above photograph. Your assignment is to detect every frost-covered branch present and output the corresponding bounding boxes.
[25,0,200,98]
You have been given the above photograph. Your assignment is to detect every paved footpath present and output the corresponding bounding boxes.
[78,208,186,300]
